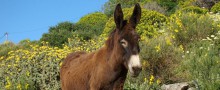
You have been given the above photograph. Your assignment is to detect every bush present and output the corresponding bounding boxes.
[122,34,183,89]
[139,34,182,83]
[0,36,106,90]
[103,0,142,17]
[0,41,16,58]
[0,42,73,89]
[143,1,167,14]
[177,0,197,8]
[195,0,218,10]
[179,6,208,14]
[211,2,220,13]
[74,12,108,40]
[156,0,178,14]
[40,22,75,47]
[169,12,218,47]
[176,33,220,90]
[66,35,105,52]
[102,7,168,39]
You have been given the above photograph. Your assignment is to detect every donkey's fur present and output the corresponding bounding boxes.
[60,3,142,90]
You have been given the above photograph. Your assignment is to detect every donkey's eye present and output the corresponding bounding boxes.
[120,39,128,48]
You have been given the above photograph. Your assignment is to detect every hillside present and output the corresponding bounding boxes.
[0,0,220,90]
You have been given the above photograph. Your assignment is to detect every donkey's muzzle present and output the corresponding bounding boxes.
[131,66,142,77]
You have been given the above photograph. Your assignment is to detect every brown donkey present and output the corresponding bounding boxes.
[60,3,142,90]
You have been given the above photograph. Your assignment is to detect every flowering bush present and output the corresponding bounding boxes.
[169,12,218,47]
[66,35,105,52]
[139,34,183,83]
[0,42,72,90]
[0,35,106,90]
[102,7,168,39]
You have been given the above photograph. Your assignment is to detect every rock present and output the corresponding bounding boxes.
[161,82,197,90]
[188,87,196,90]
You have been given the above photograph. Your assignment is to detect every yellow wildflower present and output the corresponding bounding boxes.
[156,79,161,84]
[155,44,161,52]
[176,17,183,28]
[5,84,11,89]
[166,38,172,46]
[149,75,154,85]
[179,45,184,52]
[7,65,11,68]
[59,62,63,67]
[174,29,179,33]
[0,56,4,60]
[25,83,29,89]
[17,83,22,90]
[144,77,147,82]
[5,77,11,89]
[26,71,30,76]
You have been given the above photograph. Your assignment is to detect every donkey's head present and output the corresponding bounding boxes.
[113,3,142,77]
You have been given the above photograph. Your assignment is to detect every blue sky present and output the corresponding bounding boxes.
[0,0,108,44]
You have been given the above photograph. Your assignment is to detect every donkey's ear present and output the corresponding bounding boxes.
[114,4,124,29]
[130,3,141,28]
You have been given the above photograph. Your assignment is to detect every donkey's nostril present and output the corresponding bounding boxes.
[132,66,142,72]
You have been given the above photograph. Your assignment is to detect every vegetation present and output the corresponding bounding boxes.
[40,22,74,47]
[102,7,168,39]
[176,33,220,89]
[179,6,208,14]
[211,2,220,13]
[1,0,220,90]
[74,12,108,40]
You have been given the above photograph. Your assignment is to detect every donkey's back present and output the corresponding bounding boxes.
[61,51,87,69]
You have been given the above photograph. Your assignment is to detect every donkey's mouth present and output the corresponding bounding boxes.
[129,67,142,77]
[130,73,139,77]
[130,71,141,77]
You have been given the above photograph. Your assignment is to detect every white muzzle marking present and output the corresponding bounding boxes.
[128,54,141,75]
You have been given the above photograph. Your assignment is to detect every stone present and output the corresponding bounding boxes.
[161,81,197,90]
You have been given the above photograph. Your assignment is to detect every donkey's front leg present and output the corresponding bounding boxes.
[113,76,126,90]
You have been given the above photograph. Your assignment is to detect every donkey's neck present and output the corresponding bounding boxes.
[107,46,126,72]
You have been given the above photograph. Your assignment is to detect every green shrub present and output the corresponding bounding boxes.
[123,34,183,89]
[177,0,197,8]
[156,0,178,14]
[169,12,218,47]
[102,7,168,39]
[0,41,16,58]
[139,34,182,84]
[180,6,208,14]
[40,22,75,47]
[211,2,220,13]
[176,33,220,90]
[75,12,108,40]
[103,0,143,17]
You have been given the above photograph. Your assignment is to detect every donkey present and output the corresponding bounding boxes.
[60,3,142,90]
